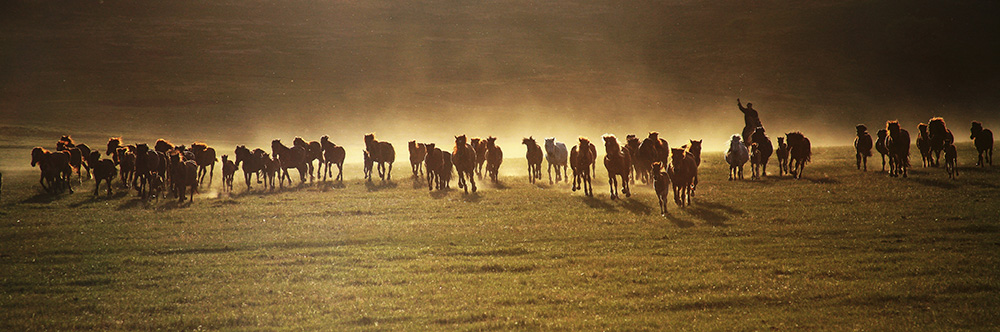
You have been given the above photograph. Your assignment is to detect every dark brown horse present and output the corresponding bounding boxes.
[652,161,670,215]
[453,135,478,194]
[776,137,789,176]
[57,136,92,181]
[625,134,641,183]
[471,137,487,178]
[87,151,116,197]
[944,143,958,179]
[915,123,932,167]
[235,145,265,191]
[635,132,668,184]
[575,137,594,197]
[408,140,426,177]
[221,155,236,192]
[440,151,453,189]
[785,132,812,179]
[522,137,543,183]
[885,121,910,178]
[971,121,993,167]
[570,145,581,192]
[272,139,308,186]
[31,147,73,193]
[321,136,346,182]
[133,143,162,200]
[875,129,889,172]
[170,153,198,202]
[667,148,697,207]
[364,133,395,182]
[602,134,630,199]
[749,142,761,180]
[927,117,953,167]
[424,143,443,191]
[190,142,217,186]
[262,152,279,190]
[293,137,323,183]
[855,124,873,171]
[485,136,503,183]
[749,128,771,176]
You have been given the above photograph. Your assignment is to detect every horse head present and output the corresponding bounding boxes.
[107,137,122,156]
[455,135,467,146]
[886,121,901,135]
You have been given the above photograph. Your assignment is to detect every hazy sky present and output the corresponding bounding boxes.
[2,0,998,162]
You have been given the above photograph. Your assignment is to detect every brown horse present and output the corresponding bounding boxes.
[625,134,641,183]
[944,142,958,179]
[57,136,92,181]
[235,145,265,191]
[408,140,427,177]
[971,121,993,167]
[272,139,308,186]
[485,136,503,183]
[635,132,668,184]
[785,132,812,179]
[221,155,236,192]
[749,142,761,180]
[471,137,488,178]
[453,135,478,194]
[522,137,543,183]
[321,136,346,182]
[363,150,373,181]
[915,123,932,167]
[885,121,911,178]
[776,137,789,176]
[749,128,771,176]
[667,148,697,207]
[424,143,443,191]
[262,152,279,190]
[133,143,162,200]
[575,137,594,197]
[602,134,631,199]
[570,145,581,191]
[31,147,73,193]
[440,151,454,189]
[652,161,670,215]
[190,142,217,186]
[293,137,323,183]
[87,151,116,197]
[927,117,953,167]
[364,133,395,182]
[170,153,198,202]
[855,124,874,171]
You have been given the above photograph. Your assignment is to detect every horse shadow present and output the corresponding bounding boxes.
[806,177,840,184]
[116,197,148,210]
[364,180,396,192]
[911,176,958,190]
[581,196,615,212]
[155,199,192,210]
[410,177,426,190]
[429,188,452,199]
[490,181,511,190]
[461,192,481,203]
[619,198,652,215]
[22,192,64,204]
[317,181,346,192]
[664,213,695,228]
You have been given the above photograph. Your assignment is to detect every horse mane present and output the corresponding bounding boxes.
[886,120,901,134]
[59,135,75,146]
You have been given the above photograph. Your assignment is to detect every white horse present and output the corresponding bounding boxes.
[544,137,568,184]
[725,134,749,180]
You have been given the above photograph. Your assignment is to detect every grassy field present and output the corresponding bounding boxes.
[1,143,999,330]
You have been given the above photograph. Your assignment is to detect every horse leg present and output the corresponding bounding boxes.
[547,163,552,184]
[608,176,616,199]
[387,163,392,181]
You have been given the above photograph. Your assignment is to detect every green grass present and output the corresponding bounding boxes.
[1,144,999,330]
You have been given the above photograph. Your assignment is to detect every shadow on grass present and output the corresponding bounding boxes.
[429,188,452,199]
[365,180,396,192]
[685,200,740,227]
[619,198,652,215]
[664,213,695,228]
[489,181,511,190]
[461,192,481,203]
[21,192,63,204]
[911,176,958,189]
[581,195,615,211]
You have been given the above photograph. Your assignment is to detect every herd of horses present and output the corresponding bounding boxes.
[20,117,995,214]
